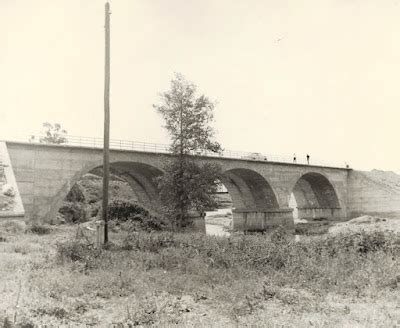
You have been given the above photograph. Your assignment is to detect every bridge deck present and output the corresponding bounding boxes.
[2,135,350,171]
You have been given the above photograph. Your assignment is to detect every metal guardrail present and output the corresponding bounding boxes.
[2,134,350,169]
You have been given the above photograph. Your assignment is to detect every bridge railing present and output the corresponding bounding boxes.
[1,134,350,169]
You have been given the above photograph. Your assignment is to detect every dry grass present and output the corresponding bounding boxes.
[0,222,399,327]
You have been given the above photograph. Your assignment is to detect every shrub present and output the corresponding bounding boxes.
[0,220,26,233]
[120,215,169,233]
[65,184,85,202]
[120,230,400,278]
[321,230,400,256]
[108,199,149,221]
[107,199,169,232]
[56,240,99,263]
[55,228,400,298]
[27,223,52,235]
[58,202,87,223]
[32,307,69,319]
[0,194,14,211]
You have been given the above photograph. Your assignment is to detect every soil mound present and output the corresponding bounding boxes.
[329,215,400,235]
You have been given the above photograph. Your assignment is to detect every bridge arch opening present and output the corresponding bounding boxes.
[221,168,279,210]
[50,161,163,223]
[289,172,340,221]
[208,168,294,232]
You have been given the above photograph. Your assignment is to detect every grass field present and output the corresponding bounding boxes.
[1,220,400,327]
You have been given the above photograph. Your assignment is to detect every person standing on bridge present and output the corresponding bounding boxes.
[306,154,310,165]
[293,154,296,163]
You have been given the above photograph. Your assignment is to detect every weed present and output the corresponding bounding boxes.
[56,240,100,265]
[44,227,400,325]
[0,220,26,234]
[27,223,52,235]
[33,306,69,319]
[2,316,12,328]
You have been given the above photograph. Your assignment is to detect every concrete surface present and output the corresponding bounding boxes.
[4,141,399,231]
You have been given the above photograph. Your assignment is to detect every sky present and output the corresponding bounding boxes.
[1,0,400,172]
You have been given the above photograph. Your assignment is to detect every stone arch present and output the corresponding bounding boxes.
[290,172,340,220]
[46,160,163,221]
[221,168,279,210]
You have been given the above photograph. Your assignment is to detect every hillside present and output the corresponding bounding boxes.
[361,169,400,192]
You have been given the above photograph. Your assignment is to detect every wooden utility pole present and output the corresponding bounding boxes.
[102,2,111,244]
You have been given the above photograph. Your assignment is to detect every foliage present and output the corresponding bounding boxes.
[107,199,149,221]
[58,202,87,223]
[154,74,223,228]
[56,240,100,263]
[59,174,154,223]
[0,220,26,233]
[27,223,52,235]
[128,215,169,232]
[108,199,169,232]
[154,74,221,155]
[57,228,400,295]
[157,158,221,227]
[39,122,67,144]
[65,184,85,203]
[5,224,399,326]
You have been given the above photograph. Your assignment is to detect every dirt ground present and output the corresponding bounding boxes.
[329,215,400,235]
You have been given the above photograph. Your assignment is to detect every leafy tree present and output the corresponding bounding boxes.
[154,74,222,228]
[39,122,68,144]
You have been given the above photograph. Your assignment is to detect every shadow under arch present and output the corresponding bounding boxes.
[46,160,164,222]
[221,168,279,211]
[289,172,341,221]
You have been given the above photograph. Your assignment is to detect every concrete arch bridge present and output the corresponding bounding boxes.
[3,141,400,231]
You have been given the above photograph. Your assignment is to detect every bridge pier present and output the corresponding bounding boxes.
[297,207,343,221]
[232,208,294,232]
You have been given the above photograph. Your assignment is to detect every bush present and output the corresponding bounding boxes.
[0,220,26,233]
[120,230,400,277]
[27,223,52,235]
[65,184,85,202]
[108,199,149,221]
[320,230,400,256]
[53,228,400,300]
[58,202,87,223]
[56,240,99,263]
[119,215,169,233]
[107,199,169,232]
[0,194,14,211]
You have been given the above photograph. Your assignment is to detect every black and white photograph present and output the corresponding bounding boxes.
[1,1,400,326]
